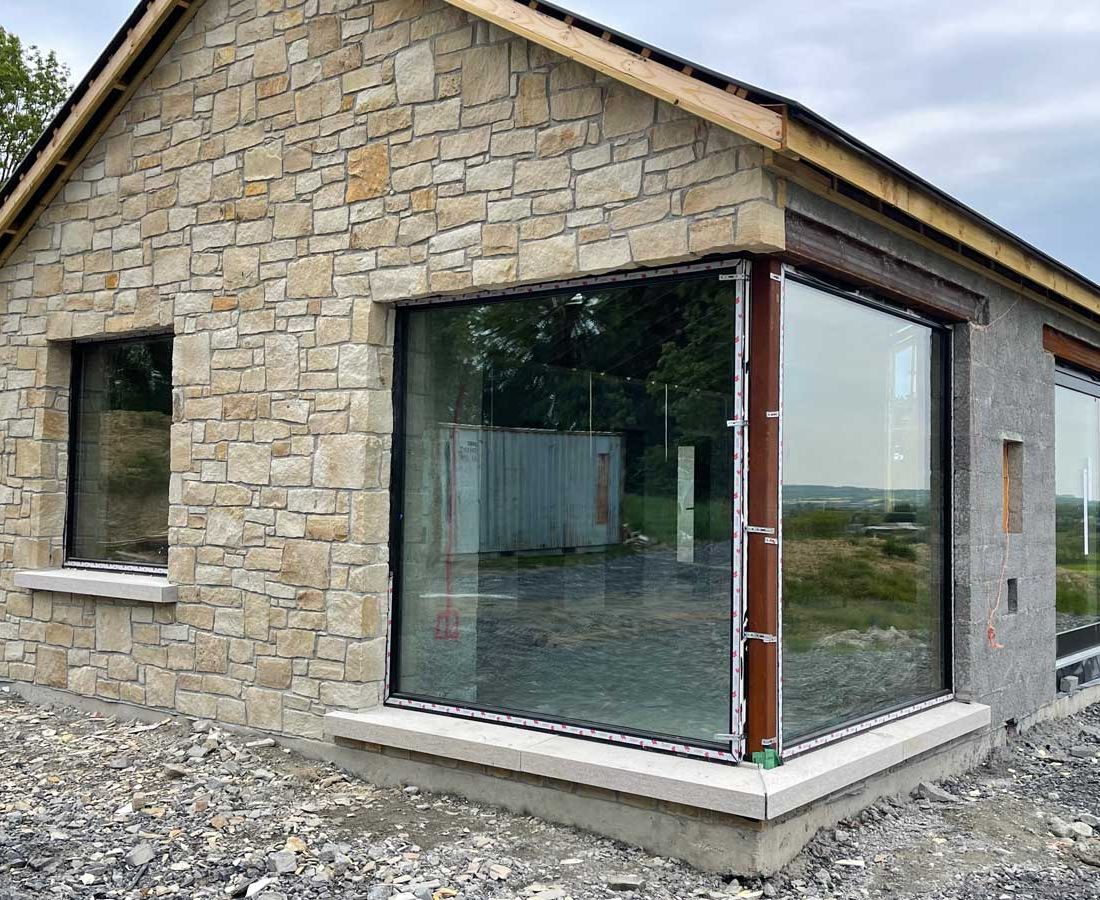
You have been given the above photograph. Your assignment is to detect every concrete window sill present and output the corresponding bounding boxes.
[14,568,178,604]
[325,700,990,821]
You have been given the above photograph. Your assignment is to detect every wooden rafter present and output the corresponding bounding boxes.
[782,119,1100,317]
[439,0,785,149]
[443,0,1100,318]
[0,0,196,264]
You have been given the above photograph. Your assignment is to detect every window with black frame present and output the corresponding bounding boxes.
[780,278,950,746]
[67,335,173,571]
[392,273,736,747]
[1054,366,1100,668]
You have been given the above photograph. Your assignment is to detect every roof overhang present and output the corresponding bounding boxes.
[445,0,1100,318]
[0,0,199,265]
[2,0,1099,321]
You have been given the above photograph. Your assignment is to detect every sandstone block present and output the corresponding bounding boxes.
[315,434,369,489]
[628,220,689,263]
[604,84,655,137]
[395,41,435,103]
[35,646,68,688]
[462,43,510,106]
[518,234,577,281]
[287,255,334,298]
[228,443,272,485]
[95,604,132,653]
[575,160,643,207]
[347,143,390,202]
[280,541,331,589]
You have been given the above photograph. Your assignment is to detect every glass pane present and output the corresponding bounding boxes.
[396,277,733,744]
[1055,385,1100,643]
[781,282,946,744]
[69,337,173,567]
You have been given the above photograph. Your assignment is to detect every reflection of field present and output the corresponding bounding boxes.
[1055,500,1100,626]
[1056,565,1100,631]
[784,536,933,650]
[782,532,941,741]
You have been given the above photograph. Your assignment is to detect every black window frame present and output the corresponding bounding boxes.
[1054,364,1100,660]
[778,271,955,754]
[385,261,747,761]
[64,332,174,576]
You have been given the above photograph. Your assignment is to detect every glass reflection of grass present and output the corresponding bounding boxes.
[783,532,931,652]
[620,493,730,545]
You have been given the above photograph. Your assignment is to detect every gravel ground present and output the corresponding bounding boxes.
[2,688,1100,899]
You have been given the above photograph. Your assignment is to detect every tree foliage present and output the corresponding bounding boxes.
[0,27,71,186]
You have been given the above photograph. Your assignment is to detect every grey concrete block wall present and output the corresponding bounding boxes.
[785,183,1093,732]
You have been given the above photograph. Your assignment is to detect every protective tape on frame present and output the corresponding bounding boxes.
[387,696,739,763]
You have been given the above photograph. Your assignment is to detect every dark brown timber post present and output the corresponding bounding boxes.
[746,257,782,756]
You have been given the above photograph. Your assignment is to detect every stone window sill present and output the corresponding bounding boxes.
[14,568,177,604]
[324,700,990,821]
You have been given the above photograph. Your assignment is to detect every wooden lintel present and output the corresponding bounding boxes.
[440,0,784,148]
[783,211,985,323]
[1043,325,1100,375]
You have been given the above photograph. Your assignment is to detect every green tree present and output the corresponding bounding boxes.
[0,27,71,185]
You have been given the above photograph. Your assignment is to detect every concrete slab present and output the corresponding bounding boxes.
[14,568,178,604]
[323,700,990,823]
[325,707,559,771]
[762,701,990,818]
[520,732,768,818]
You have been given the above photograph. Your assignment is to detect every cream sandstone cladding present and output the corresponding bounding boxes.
[0,0,784,739]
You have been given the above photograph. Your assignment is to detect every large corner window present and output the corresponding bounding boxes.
[780,278,949,746]
[1055,367,1100,672]
[67,335,173,571]
[392,273,737,748]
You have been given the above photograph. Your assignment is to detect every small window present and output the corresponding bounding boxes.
[1002,439,1023,533]
[67,335,173,571]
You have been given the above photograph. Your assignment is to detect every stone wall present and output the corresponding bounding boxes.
[0,0,783,738]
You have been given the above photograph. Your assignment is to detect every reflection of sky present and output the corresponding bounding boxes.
[783,281,933,491]
[1056,385,1100,498]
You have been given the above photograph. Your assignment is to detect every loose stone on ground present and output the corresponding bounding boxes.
[3,690,1100,899]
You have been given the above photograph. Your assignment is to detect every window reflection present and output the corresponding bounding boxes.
[396,277,734,744]
[1055,380,1100,655]
[69,336,173,568]
[781,281,947,743]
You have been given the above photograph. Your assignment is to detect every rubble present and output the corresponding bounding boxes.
[2,690,1100,898]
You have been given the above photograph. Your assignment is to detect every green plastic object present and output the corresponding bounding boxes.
[752,749,782,769]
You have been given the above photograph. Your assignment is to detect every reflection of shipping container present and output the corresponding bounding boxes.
[442,424,623,554]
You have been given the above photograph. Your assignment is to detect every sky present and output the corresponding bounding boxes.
[3,0,1098,282]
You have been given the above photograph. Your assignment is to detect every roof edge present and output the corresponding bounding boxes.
[446,0,1100,316]
[1,0,1098,320]
[0,0,199,265]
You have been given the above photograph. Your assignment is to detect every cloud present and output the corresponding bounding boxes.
[568,0,1100,281]
[4,0,1098,280]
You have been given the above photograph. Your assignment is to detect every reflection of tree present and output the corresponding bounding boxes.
[423,278,733,438]
[417,277,735,543]
[106,339,173,411]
